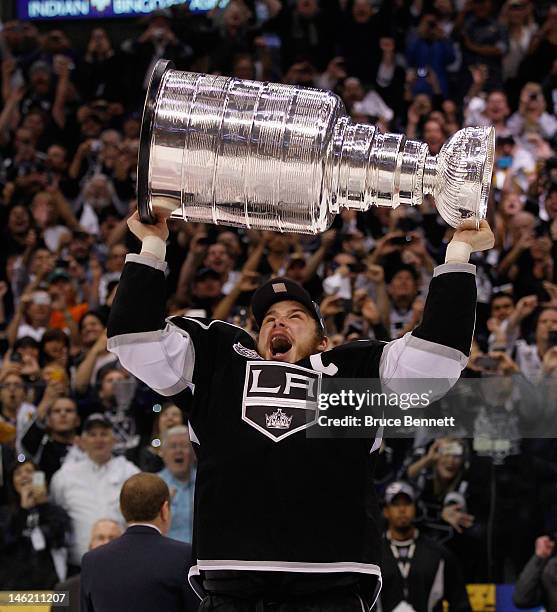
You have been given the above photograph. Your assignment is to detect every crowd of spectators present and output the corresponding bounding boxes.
[0,0,557,606]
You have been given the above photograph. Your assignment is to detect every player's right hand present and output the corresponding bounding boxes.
[127,210,170,243]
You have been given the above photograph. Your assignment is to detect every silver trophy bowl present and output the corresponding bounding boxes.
[138,60,494,233]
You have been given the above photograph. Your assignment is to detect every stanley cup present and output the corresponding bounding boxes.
[138,60,495,233]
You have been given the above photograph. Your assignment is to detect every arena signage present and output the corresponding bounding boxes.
[17,0,226,19]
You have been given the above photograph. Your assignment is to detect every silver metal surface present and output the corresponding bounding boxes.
[139,61,495,232]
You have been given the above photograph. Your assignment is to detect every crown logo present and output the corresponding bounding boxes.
[265,408,293,430]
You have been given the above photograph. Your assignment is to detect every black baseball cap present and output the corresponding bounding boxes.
[251,277,325,333]
[83,413,112,432]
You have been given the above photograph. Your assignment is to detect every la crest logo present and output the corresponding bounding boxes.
[242,361,321,442]
[91,0,111,11]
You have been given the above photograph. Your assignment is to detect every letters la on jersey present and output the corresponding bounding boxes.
[242,361,322,442]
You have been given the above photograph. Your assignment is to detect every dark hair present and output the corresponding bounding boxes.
[536,306,557,330]
[161,401,183,416]
[7,460,37,508]
[97,364,124,385]
[41,328,70,348]
[13,336,40,352]
[78,310,107,333]
[386,264,420,284]
[120,473,170,522]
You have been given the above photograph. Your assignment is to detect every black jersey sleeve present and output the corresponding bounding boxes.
[411,262,477,357]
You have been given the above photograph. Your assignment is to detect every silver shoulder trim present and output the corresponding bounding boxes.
[406,333,468,366]
[155,379,195,397]
[433,262,476,277]
[125,253,168,272]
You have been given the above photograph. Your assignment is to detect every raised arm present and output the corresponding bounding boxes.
[106,212,194,396]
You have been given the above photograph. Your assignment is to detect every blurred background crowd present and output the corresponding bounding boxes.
[1,0,557,608]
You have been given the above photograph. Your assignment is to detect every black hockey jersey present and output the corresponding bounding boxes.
[107,254,477,603]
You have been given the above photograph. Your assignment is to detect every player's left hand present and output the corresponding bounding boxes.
[452,219,494,252]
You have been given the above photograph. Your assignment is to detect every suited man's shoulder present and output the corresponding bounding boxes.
[81,533,128,571]
[160,535,193,557]
[145,532,193,565]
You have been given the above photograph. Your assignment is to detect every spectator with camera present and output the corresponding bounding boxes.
[0,367,36,454]
[508,81,557,142]
[21,396,83,482]
[406,438,474,539]
[0,459,71,589]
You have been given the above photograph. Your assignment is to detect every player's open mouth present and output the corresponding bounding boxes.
[270,334,293,359]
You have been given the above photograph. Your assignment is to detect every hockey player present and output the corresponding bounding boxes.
[107,211,494,611]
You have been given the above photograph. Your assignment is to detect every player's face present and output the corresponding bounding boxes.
[257,300,327,363]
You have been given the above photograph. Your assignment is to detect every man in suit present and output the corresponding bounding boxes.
[80,472,197,612]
